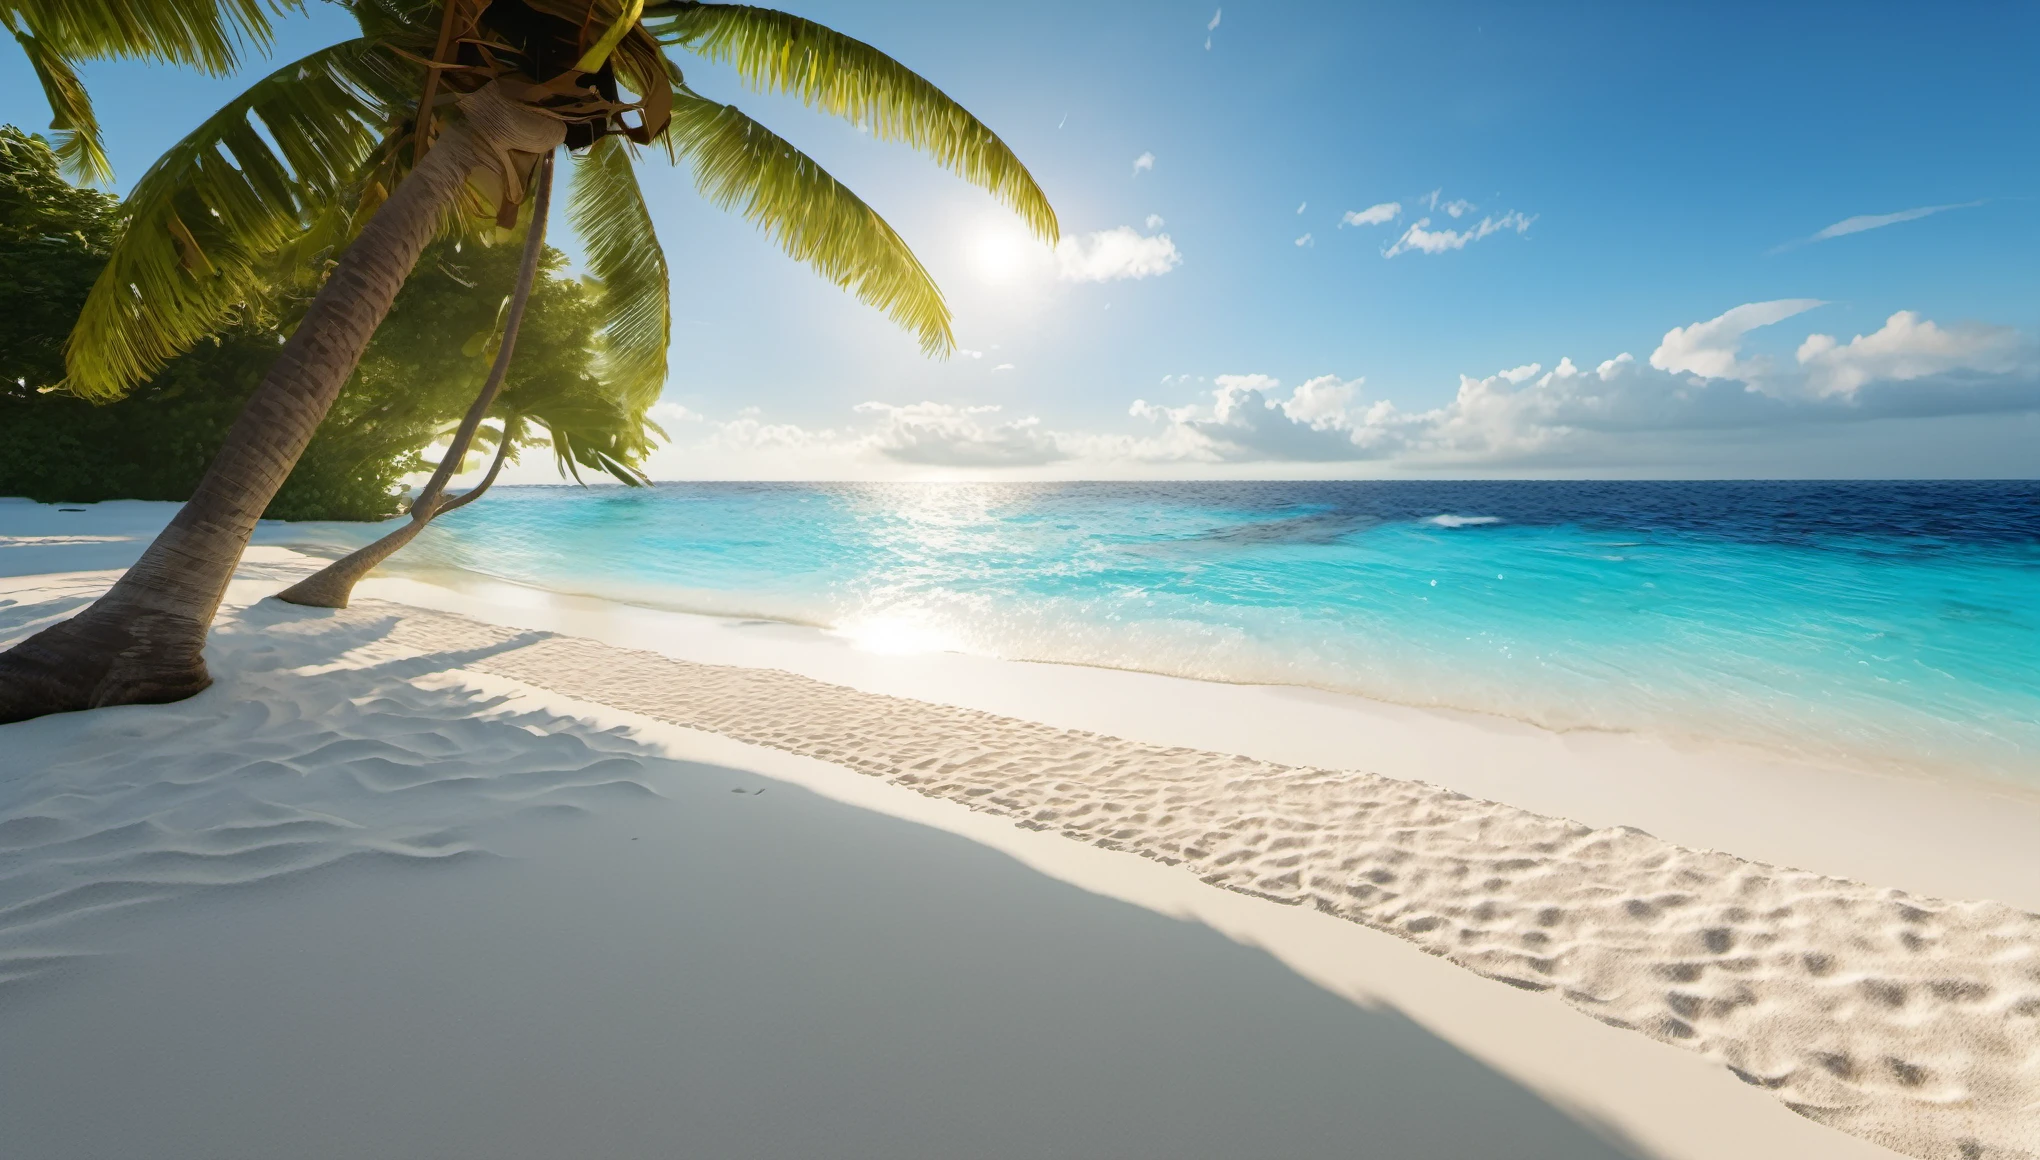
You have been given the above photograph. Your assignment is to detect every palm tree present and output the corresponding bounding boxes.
[278,143,670,610]
[0,0,1056,724]
[274,149,559,608]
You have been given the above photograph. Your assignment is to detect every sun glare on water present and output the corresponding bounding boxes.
[834,612,968,656]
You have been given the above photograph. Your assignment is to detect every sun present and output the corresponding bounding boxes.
[968,230,1032,283]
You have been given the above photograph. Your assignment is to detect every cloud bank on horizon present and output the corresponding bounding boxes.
[620,300,2035,480]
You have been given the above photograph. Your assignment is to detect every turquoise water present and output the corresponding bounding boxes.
[299,481,2040,784]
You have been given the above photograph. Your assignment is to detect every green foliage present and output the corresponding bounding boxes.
[0,323,413,520]
[347,228,658,490]
[0,126,118,391]
[63,37,422,400]
[0,128,645,519]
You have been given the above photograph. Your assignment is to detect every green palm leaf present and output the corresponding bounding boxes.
[7,25,111,184]
[494,372,660,486]
[663,84,953,356]
[530,399,657,485]
[644,2,1057,244]
[8,0,289,74]
[65,37,417,400]
[568,135,669,407]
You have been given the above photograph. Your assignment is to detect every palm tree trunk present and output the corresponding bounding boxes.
[0,83,565,724]
[273,420,518,607]
[431,417,520,518]
[277,154,553,609]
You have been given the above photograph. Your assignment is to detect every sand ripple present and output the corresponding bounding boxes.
[0,601,662,1000]
[353,604,2038,1160]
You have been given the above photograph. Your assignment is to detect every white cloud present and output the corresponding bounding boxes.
[1383,210,1536,257]
[1341,202,1400,227]
[1797,311,2022,397]
[1055,226,1182,281]
[992,362,1015,371]
[1811,201,1984,243]
[1144,213,1165,229]
[1132,151,1155,176]
[856,402,1066,467]
[1130,374,1380,461]
[1440,198,1474,219]
[1208,8,1222,30]
[1294,233,1313,247]
[1296,201,1307,214]
[648,402,704,426]
[1281,373,1365,427]
[1649,299,1824,381]
[700,412,844,456]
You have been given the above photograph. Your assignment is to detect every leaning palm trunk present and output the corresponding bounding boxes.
[430,418,519,519]
[0,84,565,723]
[277,155,554,609]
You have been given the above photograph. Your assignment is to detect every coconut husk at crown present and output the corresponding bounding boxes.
[411,0,673,160]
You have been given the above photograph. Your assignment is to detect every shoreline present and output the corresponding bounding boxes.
[6,504,2039,1157]
[264,513,2033,796]
[252,477,2040,795]
[359,565,2040,915]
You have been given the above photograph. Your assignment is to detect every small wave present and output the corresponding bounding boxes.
[1425,514,1501,528]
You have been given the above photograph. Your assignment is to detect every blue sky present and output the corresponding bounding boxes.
[6,0,2037,478]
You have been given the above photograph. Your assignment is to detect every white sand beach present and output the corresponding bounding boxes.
[3,500,2037,1160]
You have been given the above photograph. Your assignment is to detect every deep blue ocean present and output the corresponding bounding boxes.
[297,481,2040,785]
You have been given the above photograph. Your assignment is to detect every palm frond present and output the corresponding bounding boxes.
[545,417,655,485]
[8,26,112,184]
[65,38,419,400]
[662,85,952,356]
[496,384,657,485]
[9,0,290,74]
[568,135,669,406]
[644,2,1057,244]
